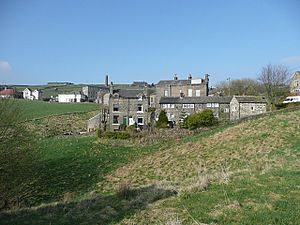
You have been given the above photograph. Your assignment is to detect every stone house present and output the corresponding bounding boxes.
[108,87,150,131]
[159,95,267,123]
[159,96,232,124]
[154,74,209,108]
[230,96,267,120]
[82,85,108,102]
[290,71,300,96]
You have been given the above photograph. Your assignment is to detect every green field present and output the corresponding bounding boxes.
[14,100,99,120]
[0,108,299,224]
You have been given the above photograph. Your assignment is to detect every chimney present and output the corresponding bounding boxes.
[109,82,114,94]
[188,74,192,80]
[173,73,178,80]
[105,74,109,87]
[205,74,209,82]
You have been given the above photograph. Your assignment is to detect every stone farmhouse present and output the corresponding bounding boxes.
[159,96,232,123]
[87,74,267,132]
[107,86,149,131]
[151,74,209,108]
[290,71,300,95]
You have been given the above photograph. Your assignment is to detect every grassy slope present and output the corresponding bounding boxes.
[0,109,299,224]
[14,99,99,120]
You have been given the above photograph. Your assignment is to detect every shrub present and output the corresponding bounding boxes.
[96,128,103,138]
[103,131,130,139]
[185,109,216,130]
[156,110,168,128]
[126,124,137,133]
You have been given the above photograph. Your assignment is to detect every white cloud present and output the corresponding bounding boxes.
[0,61,12,74]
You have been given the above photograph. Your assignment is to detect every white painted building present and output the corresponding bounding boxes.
[23,88,41,100]
[58,93,86,103]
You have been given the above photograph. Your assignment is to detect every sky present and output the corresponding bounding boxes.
[0,0,300,86]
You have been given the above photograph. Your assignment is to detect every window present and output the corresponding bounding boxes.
[224,108,229,113]
[137,104,143,112]
[137,117,143,125]
[188,89,193,97]
[150,97,154,103]
[164,90,169,97]
[183,104,194,108]
[251,106,255,111]
[207,103,219,108]
[113,115,119,124]
[162,104,174,109]
[113,104,119,112]
[196,90,201,97]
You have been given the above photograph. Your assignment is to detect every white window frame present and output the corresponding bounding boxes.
[137,116,144,125]
[183,104,194,109]
[137,104,143,112]
[164,90,169,97]
[188,89,193,97]
[195,90,201,97]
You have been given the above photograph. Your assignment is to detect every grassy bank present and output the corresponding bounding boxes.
[0,109,299,224]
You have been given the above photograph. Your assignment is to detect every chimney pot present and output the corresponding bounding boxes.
[188,74,192,80]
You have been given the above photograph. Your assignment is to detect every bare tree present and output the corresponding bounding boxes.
[215,78,264,96]
[258,64,290,106]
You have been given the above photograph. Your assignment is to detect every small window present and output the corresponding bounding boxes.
[164,90,169,97]
[150,97,154,103]
[137,104,143,112]
[170,104,175,108]
[224,108,229,113]
[207,103,211,108]
[113,115,119,124]
[188,89,193,97]
[137,117,143,125]
[196,90,200,97]
[251,106,255,111]
[113,104,119,112]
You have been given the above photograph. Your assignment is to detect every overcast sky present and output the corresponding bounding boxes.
[1,0,300,86]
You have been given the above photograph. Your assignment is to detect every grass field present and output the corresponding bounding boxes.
[0,109,299,224]
[14,100,99,120]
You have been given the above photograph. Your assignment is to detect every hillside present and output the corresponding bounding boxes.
[0,109,299,224]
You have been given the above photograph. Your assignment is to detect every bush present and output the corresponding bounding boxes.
[126,124,137,133]
[156,110,168,128]
[103,131,130,139]
[184,109,216,130]
[96,128,103,138]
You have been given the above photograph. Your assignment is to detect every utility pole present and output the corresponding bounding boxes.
[227,77,231,96]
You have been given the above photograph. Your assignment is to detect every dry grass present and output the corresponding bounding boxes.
[99,111,300,192]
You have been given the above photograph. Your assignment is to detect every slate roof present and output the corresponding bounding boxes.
[234,96,267,103]
[156,80,191,86]
[159,96,232,104]
[113,89,144,99]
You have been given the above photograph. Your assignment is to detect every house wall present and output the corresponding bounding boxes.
[23,89,32,99]
[32,90,41,100]
[230,97,240,121]
[58,94,84,103]
[87,113,101,132]
[108,96,149,131]
[159,102,230,125]
[82,86,103,101]
[230,97,267,120]
[290,71,300,95]
[239,103,267,118]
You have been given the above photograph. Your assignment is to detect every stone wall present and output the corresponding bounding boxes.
[108,97,150,131]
